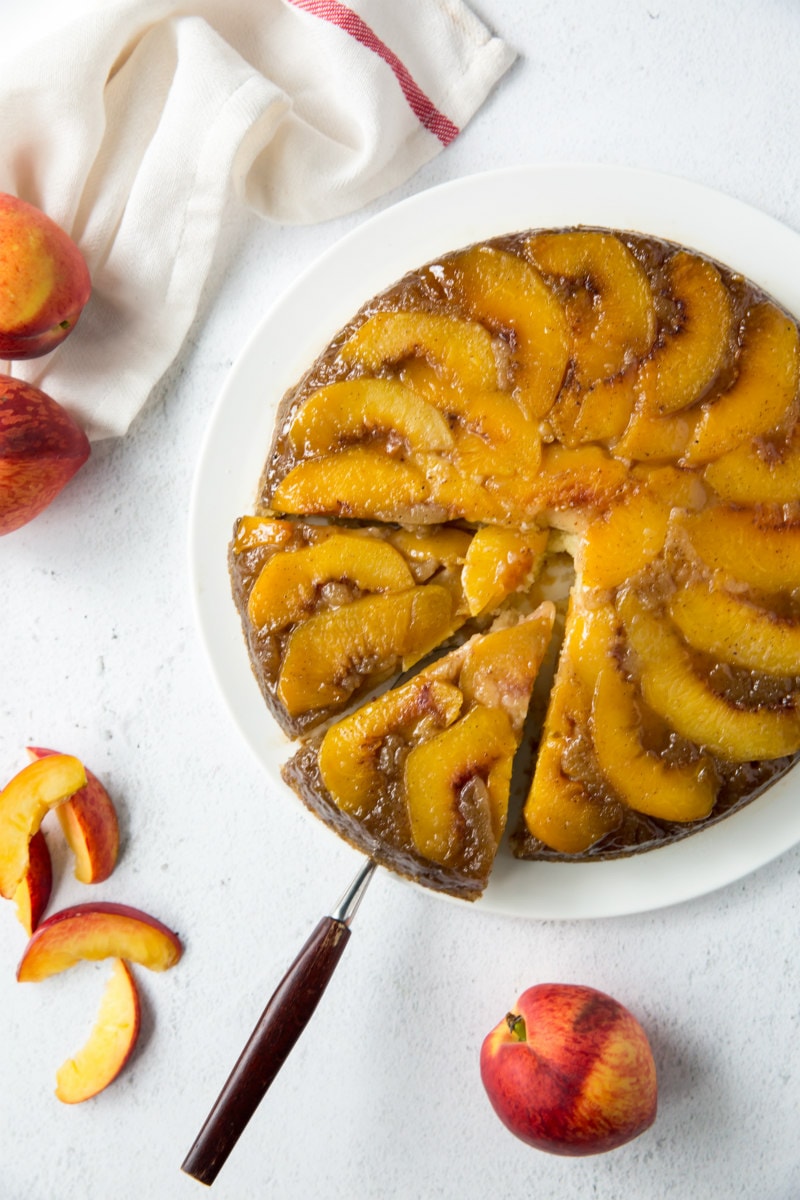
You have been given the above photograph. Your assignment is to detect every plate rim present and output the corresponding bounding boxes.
[189,162,800,921]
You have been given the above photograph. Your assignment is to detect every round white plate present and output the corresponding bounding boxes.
[189,163,800,920]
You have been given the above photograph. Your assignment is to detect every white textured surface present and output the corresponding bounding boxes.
[1,3,800,1198]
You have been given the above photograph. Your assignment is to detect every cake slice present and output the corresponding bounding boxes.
[282,604,555,899]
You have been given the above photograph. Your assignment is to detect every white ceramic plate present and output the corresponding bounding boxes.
[189,163,800,920]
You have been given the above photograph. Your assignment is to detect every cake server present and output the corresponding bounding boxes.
[181,857,376,1186]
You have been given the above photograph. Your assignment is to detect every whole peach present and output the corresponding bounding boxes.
[0,374,90,534]
[0,193,91,360]
[480,982,657,1156]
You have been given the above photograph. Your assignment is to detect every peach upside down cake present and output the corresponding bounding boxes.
[229,227,800,900]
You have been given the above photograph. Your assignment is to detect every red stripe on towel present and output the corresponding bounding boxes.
[286,0,460,145]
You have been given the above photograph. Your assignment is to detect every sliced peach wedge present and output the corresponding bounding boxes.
[270,446,432,521]
[55,959,141,1105]
[637,250,734,416]
[17,902,182,982]
[246,533,414,631]
[444,244,571,419]
[668,579,800,677]
[526,229,656,385]
[13,829,52,935]
[285,378,453,459]
[461,526,548,616]
[277,584,455,718]
[0,754,86,899]
[683,301,800,466]
[521,598,623,856]
[704,421,800,506]
[619,590,800,761]
[338,311,499,391]
[670,507,800,593]
[590,661,718,824]
[26,747,119,885]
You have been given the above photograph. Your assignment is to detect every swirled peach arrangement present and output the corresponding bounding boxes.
[229,227,800,900]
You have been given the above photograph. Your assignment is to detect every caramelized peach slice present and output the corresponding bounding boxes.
[388,526,472,575]
[578,489,668,591]
[277,585,455,716]
[271,447,431,520]
[339,311,498,390]
[247,533,414,630]
[672,507,800,592]
[619,590,800,760]
[704,423,800,505]
[683,302,800,466]
[669,580,800,677]
[231,516,295,554]
[531,444,628,511]
[286,378,453,457]
[55,959,140,1104]
[638,251,733,415]
[591,662,718,823]
[17,902,182,982]
[461,527,548,615]
[547,367,638,448]
[526,230,656,384]
[458,605,556,728]
[0,754,86,898]
[522,600,623,855]
[404,705,517,863]
[613,402,699,462]
[318,679,464,817]
[445,245,570,418]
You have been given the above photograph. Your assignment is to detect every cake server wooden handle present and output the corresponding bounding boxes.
[181,859,376,1187]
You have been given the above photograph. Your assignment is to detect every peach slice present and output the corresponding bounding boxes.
[531,444,628,511]
[405,706,517,863]
[591,662,718,823]
[704,423,800,506]
[246,533,414,631]
[457,606,556,728]
[0,754,86,898]
[522,601,623,855]
[286,378,453,458]
[13,829,52,935]
[671,507,800,592]
[445,245,570,418]
[271,447,431,521]
[461,526,548,616]
[339,311,499,391]
[619,590,800,760]
[638,251,733,415]
[26,747,119,885]
[230,516,295,554]
[668,581,800,677]
[318,678,464,817]
[612,402,699,463]
[547,367,638,448]
[388,526,472,576]
[526,229,656,385]
[17,902,182,982]
[277,585,455,717]
[578,487,672,591]
[55,959,141,1104]
[683,301,800,466]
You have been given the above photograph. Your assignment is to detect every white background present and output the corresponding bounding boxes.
[1,2,800,1198]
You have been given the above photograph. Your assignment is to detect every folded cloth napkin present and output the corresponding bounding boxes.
[0,0,515,440]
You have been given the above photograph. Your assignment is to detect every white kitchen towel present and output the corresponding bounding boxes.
[0,0,515,439]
